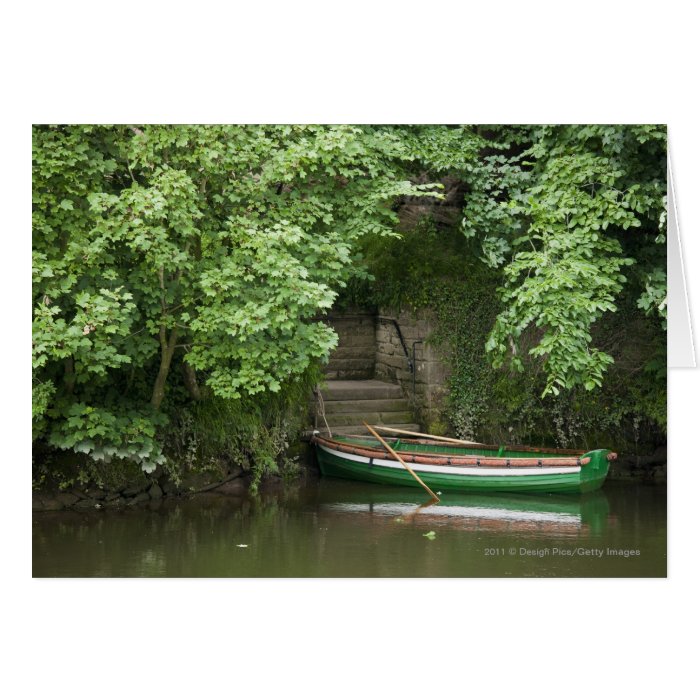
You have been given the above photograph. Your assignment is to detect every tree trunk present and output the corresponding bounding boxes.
[181,361,203,401]
[150,326,179,410]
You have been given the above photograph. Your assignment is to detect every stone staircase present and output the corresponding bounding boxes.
[314,379,421,436]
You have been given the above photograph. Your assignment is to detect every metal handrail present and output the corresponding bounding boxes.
[318,312,423,399]
[411,339,423,400]
[377,316,413,374]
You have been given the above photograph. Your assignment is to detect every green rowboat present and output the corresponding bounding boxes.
[312,433,616,495]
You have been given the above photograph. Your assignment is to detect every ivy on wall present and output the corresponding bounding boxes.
[344,213,665,453]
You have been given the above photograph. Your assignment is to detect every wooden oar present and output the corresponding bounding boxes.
[371,424,487,447]
[364,422,440,503]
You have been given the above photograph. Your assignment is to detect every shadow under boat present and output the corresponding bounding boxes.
[314,478,612,537]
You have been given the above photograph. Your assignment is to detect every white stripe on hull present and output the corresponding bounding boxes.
[319,444,581,478]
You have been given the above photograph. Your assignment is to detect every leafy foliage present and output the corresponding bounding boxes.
[462,125,667,396]
[33,125,439,474]
[344,125,667,450]
[164,366,320,491]
[33,124,667,481]
[48,403,167,473]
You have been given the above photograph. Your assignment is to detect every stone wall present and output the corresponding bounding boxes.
[374,307,451,433]
[32,464,250,512]
[324,310,376,380]
[321,307,452,431]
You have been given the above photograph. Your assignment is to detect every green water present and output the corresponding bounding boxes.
[32,477,666,577]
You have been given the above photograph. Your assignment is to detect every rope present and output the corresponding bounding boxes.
[315,385,333,438]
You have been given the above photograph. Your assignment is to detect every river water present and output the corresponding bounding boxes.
[32,477,666,577]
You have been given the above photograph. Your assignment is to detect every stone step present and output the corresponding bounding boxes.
[326,345,376,361]
[318,398,410,414]
[324,369,374,380]
[323,411,414,427]
[320,380,404,401]
[325,358,375,371]
[318,423,422,436]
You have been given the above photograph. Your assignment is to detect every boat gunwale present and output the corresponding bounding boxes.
[332,433,586,456]
[312,434,595,468]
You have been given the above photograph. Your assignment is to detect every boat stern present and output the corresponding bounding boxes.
[579,449,615,492]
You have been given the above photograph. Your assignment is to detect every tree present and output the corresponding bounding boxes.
[461,125,666,396]
[33,124,667,474]
[32,125,438,471]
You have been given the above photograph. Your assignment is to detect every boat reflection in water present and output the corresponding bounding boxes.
[316,479,612,538]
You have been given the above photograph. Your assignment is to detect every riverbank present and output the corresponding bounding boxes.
[32,463,252,512]
[32,445,665,512]
[607,445,667,483]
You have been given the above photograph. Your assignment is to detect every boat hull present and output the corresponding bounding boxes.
[314,440,611,495]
